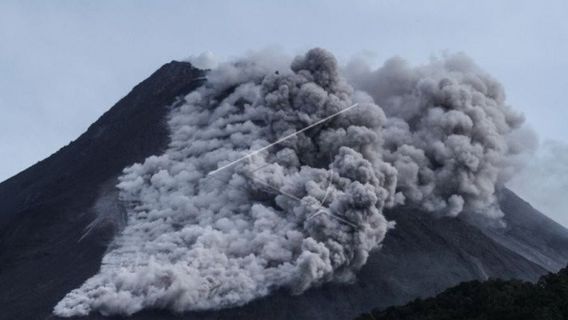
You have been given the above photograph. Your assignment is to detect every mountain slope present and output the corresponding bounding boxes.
[0,61,205,320]
[0,61,566,320]
[486,189,568,271]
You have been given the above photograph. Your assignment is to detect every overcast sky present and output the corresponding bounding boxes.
[0,0,566,225]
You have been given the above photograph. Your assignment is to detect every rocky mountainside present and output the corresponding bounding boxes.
[0,61,566,320]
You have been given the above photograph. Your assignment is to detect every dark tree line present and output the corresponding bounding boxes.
[356,265,568,320]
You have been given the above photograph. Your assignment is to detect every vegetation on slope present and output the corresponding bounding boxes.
[356,265,568,320]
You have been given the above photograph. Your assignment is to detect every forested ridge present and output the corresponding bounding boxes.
[356,265,568,320]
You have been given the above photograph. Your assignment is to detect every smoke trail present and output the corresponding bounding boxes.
[54,49,530,317]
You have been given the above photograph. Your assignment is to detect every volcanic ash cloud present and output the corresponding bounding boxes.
[347,54,526,218]
[54,49,529,317]
[54,48,398,316]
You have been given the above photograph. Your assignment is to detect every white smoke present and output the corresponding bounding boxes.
[54,49,531,317]
[185,51,219,70]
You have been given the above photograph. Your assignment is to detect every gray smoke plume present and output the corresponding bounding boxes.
[347,54,526,218]
[54,49,530,317]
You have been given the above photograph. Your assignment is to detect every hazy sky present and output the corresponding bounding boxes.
[0,1,566,224]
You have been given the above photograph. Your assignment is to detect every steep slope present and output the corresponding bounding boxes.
[486,189,568,271]
[0,61,205,320]
[0,61,566,320]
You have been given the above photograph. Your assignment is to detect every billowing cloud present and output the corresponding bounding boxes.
[54,48,531,317]
[347,54,527,218]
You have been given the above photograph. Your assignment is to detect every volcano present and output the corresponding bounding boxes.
[1,60,567,320]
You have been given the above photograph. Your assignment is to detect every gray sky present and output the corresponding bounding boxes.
[0,0,566,225]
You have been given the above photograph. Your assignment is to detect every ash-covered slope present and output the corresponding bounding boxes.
[0,59,566,320]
